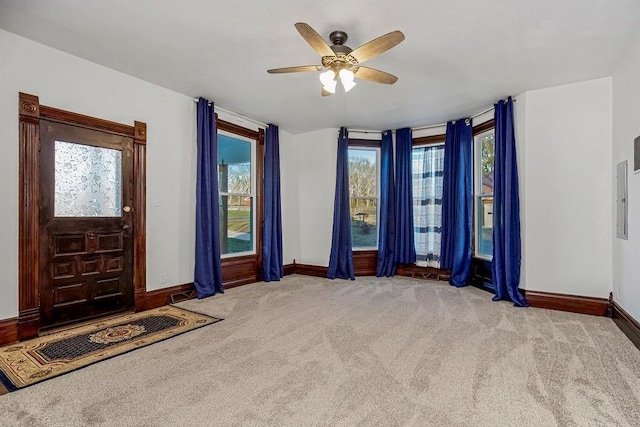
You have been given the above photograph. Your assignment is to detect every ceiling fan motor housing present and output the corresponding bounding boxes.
[323,33,355,70]
[329,30,348,45]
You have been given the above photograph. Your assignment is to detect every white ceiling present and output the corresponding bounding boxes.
[1,0,639,134]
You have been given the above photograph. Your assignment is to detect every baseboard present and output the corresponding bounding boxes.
[0,317,18,346]
[223,276,258,290]
[283,263,295,276]
[294,263,329,277]
[292,261,453,280]
[611,301,640,350]
[291,253,377,278]
[145,283,196,310]
[524,290,609,316]
[137,264,299,309]
[396,264,450,281]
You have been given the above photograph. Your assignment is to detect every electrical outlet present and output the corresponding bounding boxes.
[160,273,167,284]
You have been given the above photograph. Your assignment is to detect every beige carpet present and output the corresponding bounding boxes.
[0,274,638,426]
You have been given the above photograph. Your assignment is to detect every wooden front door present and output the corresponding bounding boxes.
[38,120,134,326]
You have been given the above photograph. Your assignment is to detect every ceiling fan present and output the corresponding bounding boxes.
[267,22,405,96]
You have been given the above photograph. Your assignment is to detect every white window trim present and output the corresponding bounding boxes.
[218,129,256,258]
[474,129,494,260]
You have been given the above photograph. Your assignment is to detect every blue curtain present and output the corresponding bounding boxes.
[194,98,224,298]
[492,98,528,307]
[328,127,355,280]
[262,124,283,282]
[376,130,396,276]
[440,119,473,287]
[394,128,416,264]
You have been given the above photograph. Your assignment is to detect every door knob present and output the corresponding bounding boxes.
[123,206,132,213]
[122,224,130,230]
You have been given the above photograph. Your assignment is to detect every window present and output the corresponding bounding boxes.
[348,148,378,249]
[218,130,256,256]
[474,130,495,259]
[54,141,122,217]
[412,143,445,267]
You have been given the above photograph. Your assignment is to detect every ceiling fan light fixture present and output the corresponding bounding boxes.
[339,68,356,92]
[319,69,337,94]
[323,79,337,94]
[319,69,336,85]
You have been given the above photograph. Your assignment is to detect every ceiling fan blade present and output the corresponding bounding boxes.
[295,22,335,57]
[354,66,398,84]
[349,30,405,64]
[267,65,322,74]
[321,88,333,97]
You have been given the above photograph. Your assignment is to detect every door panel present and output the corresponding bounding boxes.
[39,120,134,326]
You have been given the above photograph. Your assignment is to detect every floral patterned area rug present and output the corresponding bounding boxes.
[0,306,222,393]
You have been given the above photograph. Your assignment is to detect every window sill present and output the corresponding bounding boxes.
[221,253,257,261]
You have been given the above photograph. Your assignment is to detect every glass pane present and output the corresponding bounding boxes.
[54,141,122,217]
[480,133,495,195]
[219,195,253,254]
[348,149,377,198]
[477,196,493,258]
[218,134,251,194]
[412,145,445,267]
[351,198,377,248]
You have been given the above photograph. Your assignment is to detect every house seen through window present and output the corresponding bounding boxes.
[475,130,495,259]
[348,148,378,248]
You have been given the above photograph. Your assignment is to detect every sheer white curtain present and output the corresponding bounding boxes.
[412,145,444,267]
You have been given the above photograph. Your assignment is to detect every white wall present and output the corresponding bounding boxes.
[612,33,640,321]
[519,77,613,298]
[0,30,199,319]
[279,129,299,264]
[513,92,528,291]
[290,128,338,266]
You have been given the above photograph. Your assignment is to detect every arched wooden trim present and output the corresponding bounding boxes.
[17,92,147,339]
[413,134,445,146]
[217,118,260,141]
[473,119,495,135]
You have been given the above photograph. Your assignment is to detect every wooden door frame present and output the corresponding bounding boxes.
[17,92,147,340]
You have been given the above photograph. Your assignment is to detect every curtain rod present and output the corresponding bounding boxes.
[412,100,516,131]
[192,96,514,133]
[193,98,267,128]
[351,98,516,134]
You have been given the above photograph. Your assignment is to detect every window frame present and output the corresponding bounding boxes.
[473,124,495,261]
[411,140,445,267]
[347,144,381,251]
[217,129,256,258]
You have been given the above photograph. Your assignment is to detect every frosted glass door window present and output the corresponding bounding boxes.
[54,141,122,217]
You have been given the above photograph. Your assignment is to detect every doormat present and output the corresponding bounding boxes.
[0,306,222,394]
